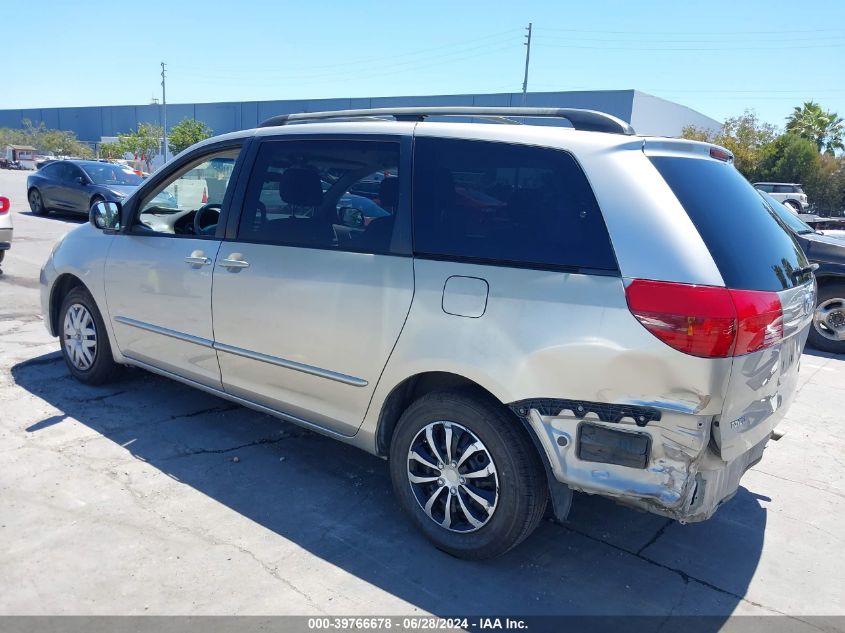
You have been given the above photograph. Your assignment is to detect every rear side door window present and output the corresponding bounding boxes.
[411,137,617,273]
[237,139,401,254]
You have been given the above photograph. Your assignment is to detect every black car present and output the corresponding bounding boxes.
[26,160,175,216]
[761,191,845,354]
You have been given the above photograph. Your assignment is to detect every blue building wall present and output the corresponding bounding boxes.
[0,90,718,143]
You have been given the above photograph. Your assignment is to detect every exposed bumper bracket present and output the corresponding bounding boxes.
[509,398,661,427]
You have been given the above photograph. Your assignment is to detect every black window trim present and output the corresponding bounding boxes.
[119,137,249,240]
[410,136,620,275]
[226,133,414,257]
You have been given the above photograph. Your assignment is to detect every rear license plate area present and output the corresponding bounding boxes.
[577,423,651,469]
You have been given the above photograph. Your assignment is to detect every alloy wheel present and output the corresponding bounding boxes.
[29,190,42,213]
[63,303,97,370]
[407,420,499,533]
[813,297,845,342]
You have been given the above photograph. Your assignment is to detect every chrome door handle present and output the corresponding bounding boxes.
[219,258,250,269]
[184,253,211,266]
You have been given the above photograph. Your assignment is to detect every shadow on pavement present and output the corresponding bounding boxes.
[12,353,767,621]
[17,210,87,223]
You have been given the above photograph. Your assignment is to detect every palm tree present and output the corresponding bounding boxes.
[786,101,845,154]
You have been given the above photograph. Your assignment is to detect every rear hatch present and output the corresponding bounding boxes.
[645,142,815,461]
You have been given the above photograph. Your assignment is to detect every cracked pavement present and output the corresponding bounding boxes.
[1,170,843,625]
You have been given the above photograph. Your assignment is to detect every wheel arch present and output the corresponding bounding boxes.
[374,370,571,521]
[48,273,89,336]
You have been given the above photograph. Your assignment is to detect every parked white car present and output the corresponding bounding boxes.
[754,182,808,212]
[0,195,12,268]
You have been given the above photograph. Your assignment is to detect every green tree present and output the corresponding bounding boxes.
[758,133,821,185]
[167,118,212,156]
[785,101,845,155]
[118,123,163,171]
[682,110,777,180]
[98,141,124,159]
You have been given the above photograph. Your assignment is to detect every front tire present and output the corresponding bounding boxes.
[29,188,48,216]
[389,390,548,559]
[783,200,801,213]
[59,286,121,384]
[808,282,845,354]
[89,195,105,214]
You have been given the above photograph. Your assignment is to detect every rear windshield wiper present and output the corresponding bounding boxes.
[791,263,819,280]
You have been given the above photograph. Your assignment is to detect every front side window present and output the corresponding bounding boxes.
[237,139,400,253]
[411,138,617,272]
[135,148,240,236]
[83,163,143,186]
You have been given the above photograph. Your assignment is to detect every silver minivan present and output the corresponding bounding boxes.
[40,107,816,559]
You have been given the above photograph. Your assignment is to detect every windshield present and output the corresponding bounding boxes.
[759,191,814,234]
[82,163,143,186]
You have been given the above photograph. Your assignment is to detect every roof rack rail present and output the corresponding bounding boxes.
[257,107,636,135]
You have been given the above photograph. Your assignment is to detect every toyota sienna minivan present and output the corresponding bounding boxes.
[40,107,816,559]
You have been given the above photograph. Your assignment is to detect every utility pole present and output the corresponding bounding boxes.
[161,62,167,161]
[522,22,533,106]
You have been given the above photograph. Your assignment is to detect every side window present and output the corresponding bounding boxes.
[412,138,617,272]
[773,185,792,194]
[756,184,773,193]
[135,148,240,236]
[237,139,400,254]
[40,163,60,179]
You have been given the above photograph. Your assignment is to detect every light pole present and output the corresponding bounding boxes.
[161,62,168,162]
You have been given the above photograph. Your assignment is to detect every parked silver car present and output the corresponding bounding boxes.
[40,107,816,559]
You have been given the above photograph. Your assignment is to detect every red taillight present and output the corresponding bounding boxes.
[625,279,783,358]
[730,289,783,355]
[0,196,9,214]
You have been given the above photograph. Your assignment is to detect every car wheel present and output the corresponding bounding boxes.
[59,286,121,384]
[783,200,801,213]
[0,250,4,265]
[808,282,845,354]
[28,188,48,216]
[89,195,105,213]
[389,390,548,559]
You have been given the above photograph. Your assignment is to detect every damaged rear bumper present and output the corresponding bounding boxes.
[511,399,769,523]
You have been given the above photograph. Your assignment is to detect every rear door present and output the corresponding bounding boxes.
[648,149,815,460]
[211,135,414,436]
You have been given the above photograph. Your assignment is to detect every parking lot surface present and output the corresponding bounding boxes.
[0,168,843,625]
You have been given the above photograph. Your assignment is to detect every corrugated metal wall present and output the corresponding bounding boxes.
[0,90,719,142]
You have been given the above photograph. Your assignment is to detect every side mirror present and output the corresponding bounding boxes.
[90,200,121,232]
[339,206,364,228]
[76,176,88,186]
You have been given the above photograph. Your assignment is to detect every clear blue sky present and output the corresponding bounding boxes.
[2,0,844,129]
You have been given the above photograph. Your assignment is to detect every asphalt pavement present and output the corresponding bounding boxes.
[0,168,843,627]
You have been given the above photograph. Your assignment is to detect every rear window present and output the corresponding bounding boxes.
[651,157,810,291]
[412,138,617,272]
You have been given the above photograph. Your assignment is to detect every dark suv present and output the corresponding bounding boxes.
[761,191,845,353]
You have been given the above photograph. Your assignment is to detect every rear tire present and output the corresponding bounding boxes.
[58,286,121,384]
[389,390,548,559]
[808,282,845,354]
[28,188,48,216]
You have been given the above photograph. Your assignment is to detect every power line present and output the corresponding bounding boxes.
[534,26,844,35]
[177,28,522,77]
[170,40,520,86]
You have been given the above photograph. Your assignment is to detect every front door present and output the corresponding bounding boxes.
[211,137,413,435]
[104,146,242,388]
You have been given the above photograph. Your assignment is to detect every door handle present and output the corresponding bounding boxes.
[184,250,211,266]
[218,255,250,270]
